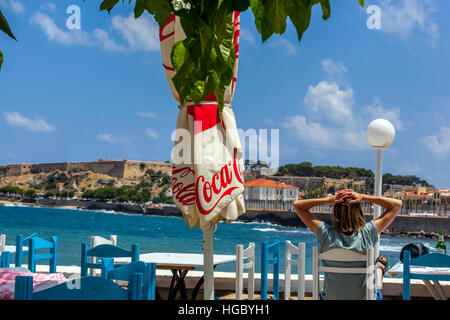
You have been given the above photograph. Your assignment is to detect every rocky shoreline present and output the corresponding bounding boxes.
[1,197,449,240]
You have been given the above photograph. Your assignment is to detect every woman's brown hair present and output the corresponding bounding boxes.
[332,198,366,234]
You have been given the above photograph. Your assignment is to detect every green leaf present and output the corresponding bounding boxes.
[171,41,189,72]
[250,0,288,42]
[229,0,251,12]
[99,0,120,14]
[0,49,3,71]
[0,10,16,40]
[320,0,331,20]
[286,0,314,42]
[358,0,365,7]
[134,0,145,18]
[143,0,172,27]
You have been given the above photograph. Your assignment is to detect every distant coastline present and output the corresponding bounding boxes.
[1,197,449,240]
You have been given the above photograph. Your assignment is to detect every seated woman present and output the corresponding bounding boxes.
[293,189,402,300]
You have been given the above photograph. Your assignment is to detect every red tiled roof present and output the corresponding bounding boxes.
[244,179,297,189]
[407,194,429,199]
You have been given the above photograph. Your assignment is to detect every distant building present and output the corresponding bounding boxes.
[56,183,64,192]
[434,189,450,206]
[244,178,299,201]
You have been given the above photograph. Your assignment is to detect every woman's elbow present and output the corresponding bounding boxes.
[293,200,303,211]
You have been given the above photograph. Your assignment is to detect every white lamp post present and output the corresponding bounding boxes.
[366,119,395,257]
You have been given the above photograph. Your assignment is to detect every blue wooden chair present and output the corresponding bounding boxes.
[14,274,143,300]
[260,240,280,300]
[81,242,139,278]
[106,260,157,300]
[403,250,450,300]
[15,233,57,273]
[1,251,11,268]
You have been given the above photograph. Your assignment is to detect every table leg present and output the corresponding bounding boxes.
[191,264,218,300]
[168,269,189,300]
[432,281,447,300]
[423,280,441,300]
[191,276,204,300]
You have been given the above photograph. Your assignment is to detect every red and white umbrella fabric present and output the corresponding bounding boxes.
[159,12,246,299]
[159,12,246,230]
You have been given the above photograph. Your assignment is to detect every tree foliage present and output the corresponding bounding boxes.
[98,0,364,113]
[275,162,432,187]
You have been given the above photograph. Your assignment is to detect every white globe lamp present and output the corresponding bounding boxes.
[366,119,395,149]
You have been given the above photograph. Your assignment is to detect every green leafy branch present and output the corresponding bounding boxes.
[0,9,17,71]
[98,0,363,114]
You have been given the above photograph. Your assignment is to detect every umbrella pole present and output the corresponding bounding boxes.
[203,226,214,300]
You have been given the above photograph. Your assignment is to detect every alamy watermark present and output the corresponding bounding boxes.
[66,5,81,30]
[171,126,280,173]
[366,4,381,30]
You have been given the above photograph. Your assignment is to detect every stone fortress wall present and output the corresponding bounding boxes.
[1,159,172,179]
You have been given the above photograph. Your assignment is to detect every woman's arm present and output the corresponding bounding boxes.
[293,192,346,234]
[345,191,402,234]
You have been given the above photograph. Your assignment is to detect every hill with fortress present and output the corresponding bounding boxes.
[0,159,171,179]
[0,159,173,201]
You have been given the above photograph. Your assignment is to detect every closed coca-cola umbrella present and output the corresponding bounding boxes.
[159,12,245,299]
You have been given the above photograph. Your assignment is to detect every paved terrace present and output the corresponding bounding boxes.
[8,264,450,300]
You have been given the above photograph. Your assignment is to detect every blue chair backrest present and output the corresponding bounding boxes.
[81,242,140,278]
[14,274,143,300]
[106,260,156,300]
[261,240,280,300]
[1,251,11,268]
[403,250,450,300]
[15,234,57,273]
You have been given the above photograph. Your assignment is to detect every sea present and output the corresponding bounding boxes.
[0,204,441,275]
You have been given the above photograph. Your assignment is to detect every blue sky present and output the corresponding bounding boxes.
[0,0,449,187]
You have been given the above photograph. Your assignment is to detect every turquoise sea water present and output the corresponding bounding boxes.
[0,204,440,274]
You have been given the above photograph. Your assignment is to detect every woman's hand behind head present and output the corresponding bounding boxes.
[334,189,365,204]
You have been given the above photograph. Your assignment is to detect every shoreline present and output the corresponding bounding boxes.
[1,197,448,240]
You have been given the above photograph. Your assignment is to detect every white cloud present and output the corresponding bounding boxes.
[40,1,56,13]
[137,111,158,119]
[420,126,450,159]
[283,114,367,150]
[240,27,256,46]
[365,99,404,130]
[379,0,439,40]
[9,0,25,14]
[304,81,355,126]
[93,29,127,53]
[31,11,160,54]
[30,12,92,46]
[321,59,348,75]
[111,13,160,52]
[97,133,129,144]
[283,80,369,150]
[4,112,55,132]
[144,128,159,139]
[267,38,298,56]
[0,0,25,14]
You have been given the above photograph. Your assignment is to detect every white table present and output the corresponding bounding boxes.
[388,262,450,300]
[116,252,236,300]
[3,245,28,253]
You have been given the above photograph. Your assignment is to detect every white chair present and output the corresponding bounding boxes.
[312,246,376,300]
[89,235,118,276]
[0,234,5,253]
[235,242,255,300]
[284,241,305,300]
